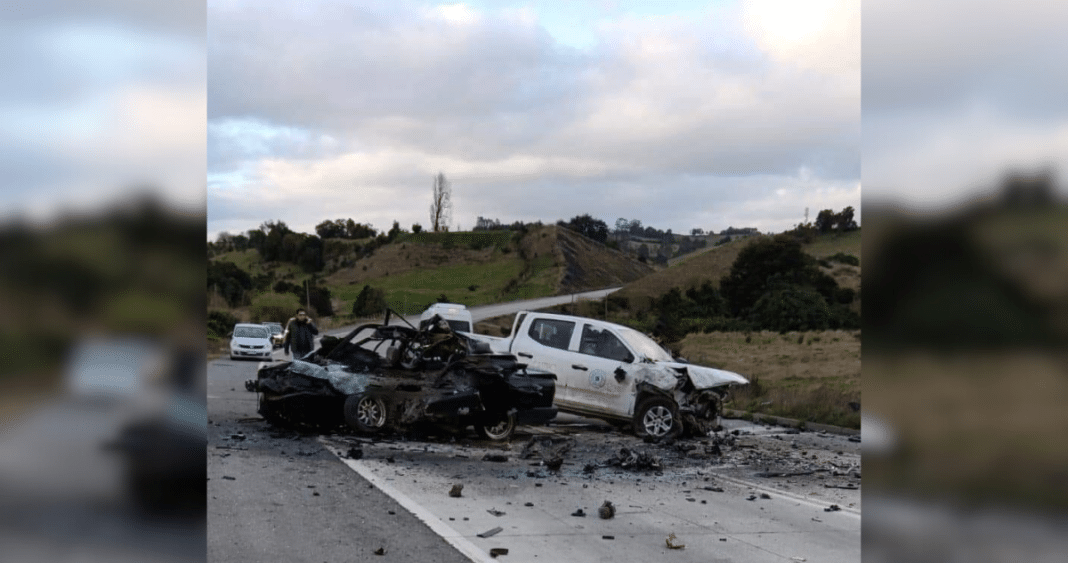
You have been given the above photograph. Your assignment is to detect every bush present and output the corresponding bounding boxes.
[748,287,831,332]
[250,292,300,324]
[208,310,239,339]
[351,285,386,317]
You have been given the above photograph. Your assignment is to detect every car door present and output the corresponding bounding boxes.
[511,317,578,402]
[560,322,638,418]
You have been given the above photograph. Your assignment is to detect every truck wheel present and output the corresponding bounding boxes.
[476,412,516,441]
[344,394,388,434]
[633,397,681,439]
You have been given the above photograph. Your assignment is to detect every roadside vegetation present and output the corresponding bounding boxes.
[209,207,861,429]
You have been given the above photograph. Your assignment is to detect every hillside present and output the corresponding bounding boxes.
[210,225,652,320]
[612,231,862,309]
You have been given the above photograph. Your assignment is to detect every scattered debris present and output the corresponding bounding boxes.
[602,535,615,540]
[571,508,586,517]
[545,458,563,471]
[449,484,463,497]
[598,501,615,519]
[848,436,861,443]
[487,508,506,517]
[386,455,396,463]
[373,547,386,556]
[791,557,807,562]
[231,433,246,441]
[489,548,509,558]
[478,527,503,538]
[665,533,685,550]
[703,486,724,492]
[604,447,663,471]
[755,470,815,478]
[524,502,534,507]
[825,504,841,512]
[345,447,364,459]
[824,484,859,490]
[483,454,509,462]
[222,476,236,481]
[747,494,757,501]
[760,493,771,499]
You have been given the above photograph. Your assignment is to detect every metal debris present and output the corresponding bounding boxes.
[487,508,506,517]
[666,532,685,550]
[825,504,841,512]
[477,527,503,538]
[604,447,662,471]
[489,548,509,558]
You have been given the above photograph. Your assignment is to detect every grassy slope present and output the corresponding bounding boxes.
[612,231,862,307]
[211,226,653,319]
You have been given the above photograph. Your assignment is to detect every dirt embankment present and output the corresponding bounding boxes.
[551,226,654,293]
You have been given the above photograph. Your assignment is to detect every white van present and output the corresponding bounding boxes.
[419,303,473,333]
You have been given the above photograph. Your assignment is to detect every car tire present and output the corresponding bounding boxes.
[633,396,681,440]
[475,412,516,441]
[344,394,388,434]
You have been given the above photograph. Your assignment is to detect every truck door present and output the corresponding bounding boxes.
[564,322,637,417]
[513,317,578,402]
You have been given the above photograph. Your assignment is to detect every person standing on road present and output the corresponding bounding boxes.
[283,308,319,360]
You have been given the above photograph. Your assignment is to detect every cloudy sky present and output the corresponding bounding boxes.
[0,1,205,222]
[207,0,860,240]
[863,0,1068,210]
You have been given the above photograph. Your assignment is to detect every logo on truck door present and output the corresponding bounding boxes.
[589,369,607,388]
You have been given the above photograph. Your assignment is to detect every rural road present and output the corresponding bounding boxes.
[208,289,860,562]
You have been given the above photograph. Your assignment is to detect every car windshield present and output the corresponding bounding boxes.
[615,326,674,362]
[264,324,282,334]
[234,326,268,339]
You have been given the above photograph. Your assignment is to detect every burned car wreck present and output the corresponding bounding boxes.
[248,312,558,441]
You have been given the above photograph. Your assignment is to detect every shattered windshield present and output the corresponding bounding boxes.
[616,326,673,362]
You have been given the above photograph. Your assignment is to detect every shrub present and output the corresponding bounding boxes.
[748,287,831,332]
[351,285,386,317]
[207,310,239,339]
[250,292,300,324]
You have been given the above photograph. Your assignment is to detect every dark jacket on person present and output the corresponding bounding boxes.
[283,318,319,358]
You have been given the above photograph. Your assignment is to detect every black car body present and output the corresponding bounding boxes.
[250,313,557,441]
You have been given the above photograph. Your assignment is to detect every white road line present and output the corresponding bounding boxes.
[320,439,497,563]
[713,473,862,517]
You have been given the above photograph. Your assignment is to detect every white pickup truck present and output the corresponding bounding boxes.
[465,311,748,439]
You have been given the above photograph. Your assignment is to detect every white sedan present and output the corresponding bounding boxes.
[229,323,273,361]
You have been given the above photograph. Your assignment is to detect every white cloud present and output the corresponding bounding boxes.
[743,0,859,74]
[207,1,860,237]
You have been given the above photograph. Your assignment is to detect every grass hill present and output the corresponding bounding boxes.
[210,225,652,323]
[611,230,862,310]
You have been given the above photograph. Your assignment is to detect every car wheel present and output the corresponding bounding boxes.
[633,397,681,439]
[476,412,516,441]
[344,394,388,434]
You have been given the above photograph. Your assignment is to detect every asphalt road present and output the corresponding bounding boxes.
[208,289,860,562]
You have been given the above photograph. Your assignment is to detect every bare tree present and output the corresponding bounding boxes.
[429,172,452,232]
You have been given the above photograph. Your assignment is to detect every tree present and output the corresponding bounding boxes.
[430,172,452,232]
[411,223,423,234]
[835,206,858,232]
[814,209,836,234]
[387,220,403,242]
[316,219,346,239]
[690,228,704,236]
[719,234,837,317]
[562,214,608,243]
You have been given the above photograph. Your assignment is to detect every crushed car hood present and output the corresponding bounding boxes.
[663,362,748,389]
